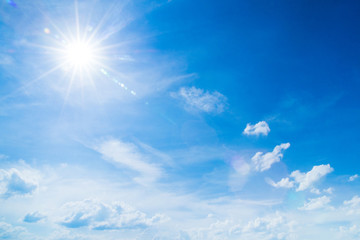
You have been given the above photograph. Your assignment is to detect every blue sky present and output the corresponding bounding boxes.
[0,0,360,239]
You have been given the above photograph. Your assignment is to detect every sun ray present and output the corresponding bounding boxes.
[0,62,68,102]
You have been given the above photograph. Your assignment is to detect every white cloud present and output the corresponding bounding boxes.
[251,143,290,172]
[291,164,333,191]
[267,178,294,189]
[60,199,167,230]
[243,121,270,136]
[349,174,359,182]
[95,139,162,183]
[172,86,227,114]
[323,187,334,194]
[310,188,321,195]
[0,167,39,198]
[299,196,331,211]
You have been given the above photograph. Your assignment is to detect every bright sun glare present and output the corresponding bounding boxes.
[64,41,95,67]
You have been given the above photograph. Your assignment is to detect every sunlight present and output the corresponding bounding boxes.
[64,41,95,68]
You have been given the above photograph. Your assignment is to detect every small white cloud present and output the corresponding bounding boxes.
[323,187,334,194]
[172,86,227,114]
[267,177,294,188]
[251,143,290,172]
[291,164,333,191]
[349,174,359,182]
[299,196,331,211]
[243,121,270,136]
[310,188,321,195]
[0,167,39,198]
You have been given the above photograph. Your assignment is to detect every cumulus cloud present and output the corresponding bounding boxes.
[267,164,333,192]
[172,86,227,114]
[60,199,167,230]
[238,212,296,240]
[349,174,359,182]
[243,121,270,136]
[251,143,290,172]
[299,196,331,211]
[291,164,333,191]
[95,139,162,183]
[23,211,46,223]
[0,167,39,198]
[267,178,294,188]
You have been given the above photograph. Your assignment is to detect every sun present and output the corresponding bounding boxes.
[64,41,95,68]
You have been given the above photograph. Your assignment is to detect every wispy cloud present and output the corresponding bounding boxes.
[172,86,227,114]
[299,196,331,211]
[94,139,162,184]
[243,121,270,136]
[251,143,290,172]
[349,174,359,182]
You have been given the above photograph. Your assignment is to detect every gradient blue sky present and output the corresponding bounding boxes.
[1,0,360,239]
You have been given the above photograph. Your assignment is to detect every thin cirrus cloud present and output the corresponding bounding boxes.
[243,121,270,136]
[268,164,334,192]
[0,167,39,199]
[251,143,290,172]
[60,199,166,230]
[299,196,331,211]
[172,86,227,114]
[94,139,163,184]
